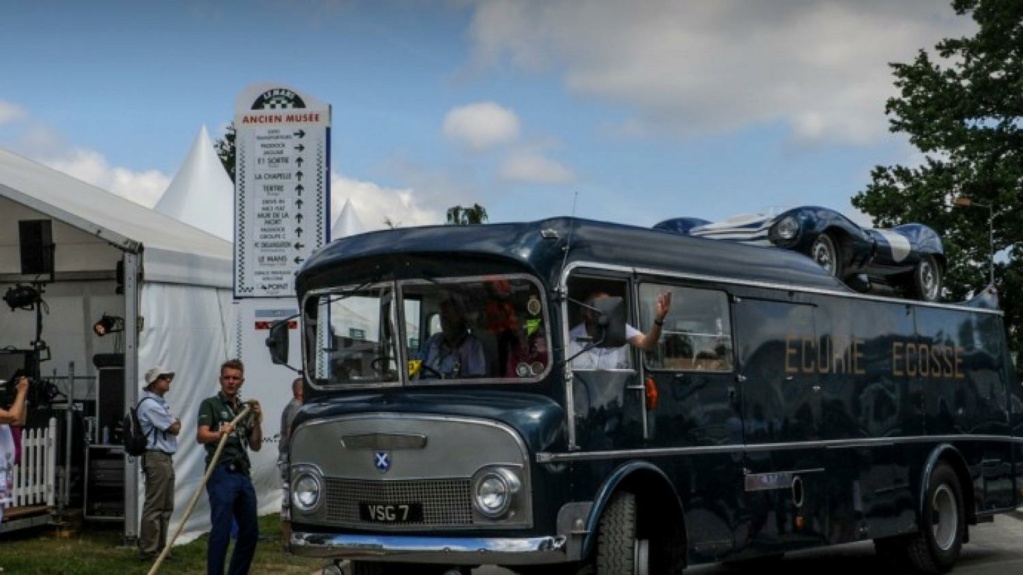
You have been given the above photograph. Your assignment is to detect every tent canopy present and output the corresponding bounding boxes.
[154,125,235,243]
[0,147,231,287]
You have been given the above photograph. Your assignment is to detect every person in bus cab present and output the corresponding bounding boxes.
[569,290,672,370]
[416,297,486,378]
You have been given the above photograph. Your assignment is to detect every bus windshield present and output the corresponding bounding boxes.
[304,275,549,386]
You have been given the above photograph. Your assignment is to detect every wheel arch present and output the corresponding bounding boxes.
[580,460,687,564]
[919,444,976,531]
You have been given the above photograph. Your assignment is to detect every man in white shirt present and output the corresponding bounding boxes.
[569,291,672,369]
[137,365,181,560]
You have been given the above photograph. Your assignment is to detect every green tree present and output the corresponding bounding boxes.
[214,123,236,183]
[446,203,489,225]
[852,0,1023,355]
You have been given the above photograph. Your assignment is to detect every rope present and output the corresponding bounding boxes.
[147,403,253,575]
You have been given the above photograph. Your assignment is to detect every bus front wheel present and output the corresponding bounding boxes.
[596,491,650,575]
[906,461,965,574]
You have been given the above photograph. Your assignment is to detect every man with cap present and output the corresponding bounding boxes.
[138,365,181,560]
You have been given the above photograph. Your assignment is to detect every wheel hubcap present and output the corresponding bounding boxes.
[634,538,650,575]
[931,483,958,551]
[920,262,939,300]
[812,238,836,275]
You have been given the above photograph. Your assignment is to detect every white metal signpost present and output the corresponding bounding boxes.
[233,83,330,298]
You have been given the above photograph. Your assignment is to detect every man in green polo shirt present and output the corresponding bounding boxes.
[196,358,264,575]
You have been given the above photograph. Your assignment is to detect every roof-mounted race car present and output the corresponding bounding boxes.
[654,206,945,302]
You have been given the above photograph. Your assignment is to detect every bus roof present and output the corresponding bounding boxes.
[297,217,851,296]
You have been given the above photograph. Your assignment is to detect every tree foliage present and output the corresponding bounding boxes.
[853,0,1023,355]
[214,123,236,183]
[446,203,489,225]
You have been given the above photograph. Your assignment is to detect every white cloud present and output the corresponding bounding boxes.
[42,148,171,207]
[2,110,171,207]
[500,153,575,184]
[466,0,973,145]
[329,173,442,231]
[442,101,521,151]
[0,100,27,125]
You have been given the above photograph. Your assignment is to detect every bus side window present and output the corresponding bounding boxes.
[641,284,733,372]
[566,278,634,370]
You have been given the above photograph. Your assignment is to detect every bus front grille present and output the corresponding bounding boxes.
[323,477,474,526]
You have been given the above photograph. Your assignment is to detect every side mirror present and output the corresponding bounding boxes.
[591,296,627,348]
[266,319,291,365]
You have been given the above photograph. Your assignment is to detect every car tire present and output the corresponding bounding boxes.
[910,255,942,302]
[906,461,965,574]
[810,233,843,279]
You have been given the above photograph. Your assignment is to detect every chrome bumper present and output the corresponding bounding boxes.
[291,532,568,565]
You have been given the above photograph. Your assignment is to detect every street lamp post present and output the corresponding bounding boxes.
[952,196,994,285]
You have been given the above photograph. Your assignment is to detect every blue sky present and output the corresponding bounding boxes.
[0,0,974,232]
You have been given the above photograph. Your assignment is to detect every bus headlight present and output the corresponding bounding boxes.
[291,470,323,513]
[472,467,521,518]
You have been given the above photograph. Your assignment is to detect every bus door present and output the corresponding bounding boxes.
[566,275,647,451]
[640,282,743,555]
[733,296,827,551]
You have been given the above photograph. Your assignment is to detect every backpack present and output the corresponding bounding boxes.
[122,397,155,457]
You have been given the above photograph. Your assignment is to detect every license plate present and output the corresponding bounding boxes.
[359,502,424,523]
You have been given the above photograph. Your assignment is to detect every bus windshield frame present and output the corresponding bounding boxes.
[302,273,551,388]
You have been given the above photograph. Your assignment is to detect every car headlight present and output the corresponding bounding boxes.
[472,467,521,518]
[291,470,323,513]
[772,216,800,243]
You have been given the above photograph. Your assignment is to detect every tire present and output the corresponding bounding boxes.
[906,462,965,574]
[910,255,943,302]
[596,491,649,575]
[809,233,843,279]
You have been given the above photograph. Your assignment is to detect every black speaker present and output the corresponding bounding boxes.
[19,219,54,275]
[97,366,125,438]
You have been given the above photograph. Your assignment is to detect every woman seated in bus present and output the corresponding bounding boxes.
[569,290,672,370]
[416,297,487,379]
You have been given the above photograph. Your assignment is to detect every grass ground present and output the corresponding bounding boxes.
[0,513,330,575]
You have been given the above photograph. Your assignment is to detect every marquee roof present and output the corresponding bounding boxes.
[0,146,231,287]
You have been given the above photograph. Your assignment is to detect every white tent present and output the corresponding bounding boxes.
[154,125,235,242]
[0,147,278,543]
[330,198,365,240]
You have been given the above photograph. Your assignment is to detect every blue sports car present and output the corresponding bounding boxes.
[654,206,945,302]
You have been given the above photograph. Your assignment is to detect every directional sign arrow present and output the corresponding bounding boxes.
[295,184,304,195]
[295,213,304,223]
[294,143,305,152]
[295,227,303,237]
[293,256,305,265]
[294,129,305,138]
[293,242,306,250]
[296,171,304,181]
[296,157,304,167]
[296,199,304,209]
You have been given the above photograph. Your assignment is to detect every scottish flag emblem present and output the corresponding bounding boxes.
[374,451,391,473]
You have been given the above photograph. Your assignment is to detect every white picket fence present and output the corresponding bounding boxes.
[4,418,57,510]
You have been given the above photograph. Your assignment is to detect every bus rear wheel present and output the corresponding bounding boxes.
[596,491,650,575]
[906,462,965,573]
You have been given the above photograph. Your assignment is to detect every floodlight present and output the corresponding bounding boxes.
[93,314,125,337]
[3,285,39,311]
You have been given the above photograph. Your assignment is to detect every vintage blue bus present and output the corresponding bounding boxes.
[269,217,1022,574]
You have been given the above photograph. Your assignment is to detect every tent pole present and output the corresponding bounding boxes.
[122,251,141,544]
